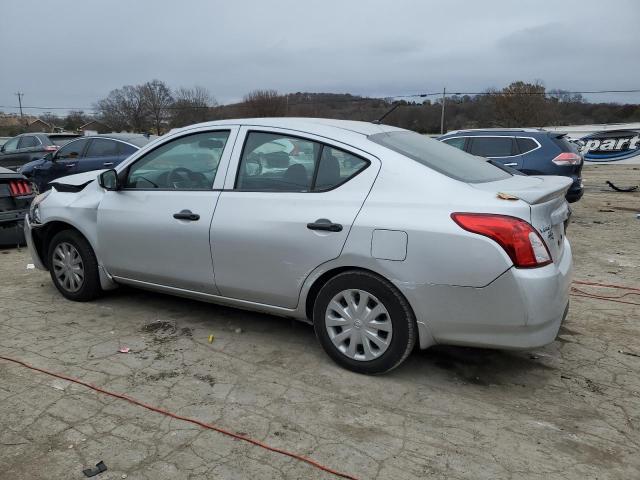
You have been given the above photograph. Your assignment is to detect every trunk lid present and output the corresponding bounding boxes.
[471,175,572,262]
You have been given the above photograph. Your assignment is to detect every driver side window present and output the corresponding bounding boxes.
[125,131,230,190]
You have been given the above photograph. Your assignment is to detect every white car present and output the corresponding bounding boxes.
[25,118,573,374]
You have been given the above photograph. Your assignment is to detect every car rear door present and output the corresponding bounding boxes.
[81,138,127,173]
[0,137,21,170]
[97,127,238,293]
[468,136,523,169]
[210,127,379,308]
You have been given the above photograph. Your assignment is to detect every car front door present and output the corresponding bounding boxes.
[210,127,378,308]
[37,138,89,190]
[97,128,238,293]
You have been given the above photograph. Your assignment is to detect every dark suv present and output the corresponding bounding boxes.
[438,129,584,202]
[19,133,155,193]
[0,132,80,171]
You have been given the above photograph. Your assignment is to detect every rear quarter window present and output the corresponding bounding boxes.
[516,137,538,154]
[369,131,511,183]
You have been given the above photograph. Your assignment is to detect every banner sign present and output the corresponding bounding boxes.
[580,129,640,162]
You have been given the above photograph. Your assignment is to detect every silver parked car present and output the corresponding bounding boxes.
[24,118,573,374]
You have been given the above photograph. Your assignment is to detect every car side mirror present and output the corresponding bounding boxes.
[0,145,4,153]
[98,169,119,190]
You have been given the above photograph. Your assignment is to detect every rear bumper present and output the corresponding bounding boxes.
[404,239,573,350]
[0,208,29,225]
[24,215,46,270]
[566,177,584,203]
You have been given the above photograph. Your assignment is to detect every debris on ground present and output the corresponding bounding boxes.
[26,264,35,269]
[208,334,214,343]
[118,347,130,354]
[618,350,640,358]
[82,461,107,477]
[235,328,243,334]
[606,180,639,192]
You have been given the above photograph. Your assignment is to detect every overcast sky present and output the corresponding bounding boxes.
[1,0,639,116]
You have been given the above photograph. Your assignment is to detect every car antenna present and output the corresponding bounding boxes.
[372,102,401,125]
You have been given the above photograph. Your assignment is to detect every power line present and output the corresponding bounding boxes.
[1,88,638,113]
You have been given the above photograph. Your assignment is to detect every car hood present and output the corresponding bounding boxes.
[470,175,572,205]
[50,169,106,187]
[20,157,47,172]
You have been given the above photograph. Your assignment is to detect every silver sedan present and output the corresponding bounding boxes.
[25,118,573,374]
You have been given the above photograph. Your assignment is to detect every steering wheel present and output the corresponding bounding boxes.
[167,167,207,188]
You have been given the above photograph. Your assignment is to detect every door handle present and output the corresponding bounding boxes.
[173,209,200,221]
[66,163,76,167]
[307,218,343,232]
[504,162,518,167]
[103,162,114,166]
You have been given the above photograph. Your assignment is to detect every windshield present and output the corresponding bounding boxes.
[369,131,512,183]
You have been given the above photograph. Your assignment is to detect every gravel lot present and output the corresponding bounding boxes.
[1,164,639,480]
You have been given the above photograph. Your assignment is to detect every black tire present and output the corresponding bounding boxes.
[313,270,416,374]
[47,229,102,301]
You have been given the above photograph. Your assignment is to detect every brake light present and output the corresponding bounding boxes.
[451,213,552,268]
[44,145,58,152]
[8,180,33,197]
[552,152,582,166]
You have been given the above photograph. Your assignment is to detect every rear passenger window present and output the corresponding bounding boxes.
[470,137,514,157]
[236,132,368,192]
[237,132,319,191]
[19,136,39,148]
[516,137,538,154]
[315,147,368,191]
[86,139,119,157]
[119,143,137,156]
[442,137,466,150]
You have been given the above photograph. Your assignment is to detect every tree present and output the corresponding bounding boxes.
[63,110,89,131]
[242,89,286,117]
[490,81,549,127]
[170,86,216,128]
[95,84,148,132]
[141,79,173,135]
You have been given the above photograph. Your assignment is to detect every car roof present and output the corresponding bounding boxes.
[175,117,403,137]
[65,133,157,148]
[442,128,549,137]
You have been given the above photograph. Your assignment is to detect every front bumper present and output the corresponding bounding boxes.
[24,215,46,270]
[405,239,573,350]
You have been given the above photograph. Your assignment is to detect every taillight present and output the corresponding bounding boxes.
[8,180,33,197]
[44,145,58,152]
[552,152,582,166]
[451,213,552,268]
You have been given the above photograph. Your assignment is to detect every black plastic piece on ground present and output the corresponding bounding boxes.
[83,461,107,477]
[606,181,639,192]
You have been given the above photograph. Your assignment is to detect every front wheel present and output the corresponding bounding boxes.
[47,230,102,301]
[313,271,416,374]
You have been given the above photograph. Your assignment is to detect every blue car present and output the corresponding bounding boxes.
[438,129,584,202]
[19,134,155,193]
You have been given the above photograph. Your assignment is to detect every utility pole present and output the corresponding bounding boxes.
[15,92,25,124]
[440,87,446,134]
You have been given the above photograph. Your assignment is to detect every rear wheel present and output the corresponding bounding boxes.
[47,230,102,301]
[313,270,416,374]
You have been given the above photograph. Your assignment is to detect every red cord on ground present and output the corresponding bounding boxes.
[571,279,640,306]
[0,355,359,480]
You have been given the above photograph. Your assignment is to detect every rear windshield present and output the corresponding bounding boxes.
[49,135,80,146]
[369,131,511,183]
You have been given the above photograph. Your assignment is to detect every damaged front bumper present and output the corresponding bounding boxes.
[24,214,46,270]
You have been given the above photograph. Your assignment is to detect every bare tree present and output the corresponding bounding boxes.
[95,85,148,132]
[170,86,216,127]
[141,79,173,135]
[63,110,89,131]
[242,89,286,117]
